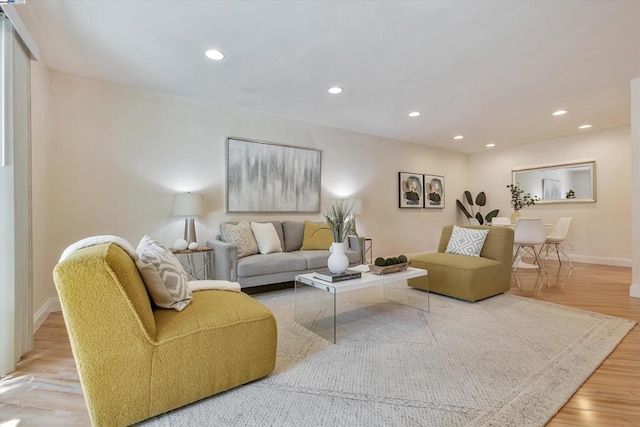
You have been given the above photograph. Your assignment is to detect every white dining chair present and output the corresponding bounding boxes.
[491,217,511,226]
[541,217,573,269]
[513,218,547,274]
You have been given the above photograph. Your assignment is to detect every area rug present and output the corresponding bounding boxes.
[140,288,635,427]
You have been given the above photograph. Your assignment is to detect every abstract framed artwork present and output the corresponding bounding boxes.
[227,137,321,213]
[424,174,445,208]
[398,172,424,208]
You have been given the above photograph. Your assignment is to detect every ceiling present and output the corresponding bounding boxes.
[11,0,640,153]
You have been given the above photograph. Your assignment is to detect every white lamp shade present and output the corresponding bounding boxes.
[172,192,204,216]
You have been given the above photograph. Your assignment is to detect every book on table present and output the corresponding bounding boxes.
[312,268,362,283]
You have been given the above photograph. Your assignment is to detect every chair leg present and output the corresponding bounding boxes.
[512,246,523,271]
[541,243,548,260]
[551,243,561,265]
[558,244,574,269]
[532,247,548,275]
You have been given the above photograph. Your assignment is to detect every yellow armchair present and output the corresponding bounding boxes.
[408,225,514,302]
[53,243,277,426]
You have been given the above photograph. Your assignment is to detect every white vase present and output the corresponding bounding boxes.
[327,242,349,274]
[511,210,521,223]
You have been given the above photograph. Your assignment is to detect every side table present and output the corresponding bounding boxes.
[171,247,214,280]
[347,236,373,265]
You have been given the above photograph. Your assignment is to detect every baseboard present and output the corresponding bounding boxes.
[33,297,61,332]
[568,254,632,267]
[630,284,640,299]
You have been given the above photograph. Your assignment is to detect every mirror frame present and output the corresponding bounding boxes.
[512,158,596,204]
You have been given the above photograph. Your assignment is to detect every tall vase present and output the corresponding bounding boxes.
[510,210,521,223]
[327,242,349,274]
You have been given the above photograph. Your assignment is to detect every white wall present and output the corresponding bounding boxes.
[469,126,631,264]
[31,71,469,310]
[32,70,633,319]
[30,58,52,319]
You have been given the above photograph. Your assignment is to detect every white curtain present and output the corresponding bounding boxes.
[1,13,33,377]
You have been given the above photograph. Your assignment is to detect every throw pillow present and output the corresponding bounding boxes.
[445,226,489,257]
[220,221,259,258]
[267,221,285,251]
[250,222,283,254]
[135,235,192,311]
[300,220,333,250]
[282,221,305,252]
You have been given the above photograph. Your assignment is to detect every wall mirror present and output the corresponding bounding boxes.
[512,159,596,203]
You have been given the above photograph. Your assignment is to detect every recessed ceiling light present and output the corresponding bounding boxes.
[579,124,592,129]
[328,87,343,94]
[205,49,225,60]
[408,111,420,117]
[552,110,567,116]
[486,143,495,148]
[453,135,464,140]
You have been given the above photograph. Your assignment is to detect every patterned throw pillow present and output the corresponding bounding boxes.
[135,235,192,311]
[445,226,489,257]
[220,221,259,258]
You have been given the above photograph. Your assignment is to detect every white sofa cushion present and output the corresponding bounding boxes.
[251,222,283,254]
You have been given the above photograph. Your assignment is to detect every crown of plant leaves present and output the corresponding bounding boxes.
[507,184,539,210]
[316,198,358,243]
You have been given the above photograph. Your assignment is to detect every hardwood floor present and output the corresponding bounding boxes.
[1,261,638,426]
[510,261,640,426]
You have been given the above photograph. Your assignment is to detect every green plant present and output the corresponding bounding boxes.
[456,191,499,225]
[507,184,539,210]
[320,198,358,243]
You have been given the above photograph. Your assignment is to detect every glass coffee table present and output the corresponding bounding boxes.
[294,267,429,343]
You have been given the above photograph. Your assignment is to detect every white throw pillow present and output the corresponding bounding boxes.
[251,222,283,254]
[220,222,259,258]
[445,226,489,257]
[135,235,192,311]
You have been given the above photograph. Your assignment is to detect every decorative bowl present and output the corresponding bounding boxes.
[368,262,409,275]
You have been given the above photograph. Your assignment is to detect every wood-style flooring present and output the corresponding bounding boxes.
[1,261,638,426]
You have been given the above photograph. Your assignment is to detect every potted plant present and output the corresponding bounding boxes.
[455,191,499,225]
[320,198,358,274]
[506,184,539,222]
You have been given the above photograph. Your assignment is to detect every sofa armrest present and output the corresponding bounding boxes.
[206,238,238,281]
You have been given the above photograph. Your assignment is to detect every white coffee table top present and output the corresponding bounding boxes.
[295,267,428,294]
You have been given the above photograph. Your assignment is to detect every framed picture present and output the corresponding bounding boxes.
[227,137,321,213]
[543,178,562,200]
[398,172,424,208]
[424,174,445,208]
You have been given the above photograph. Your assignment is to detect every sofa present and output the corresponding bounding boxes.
[408,225,514,302]
[207,220,361,288]
[53,243,277,426]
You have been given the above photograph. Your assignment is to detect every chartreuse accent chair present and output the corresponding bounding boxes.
[408,225,514,302]
[53,243,277,427]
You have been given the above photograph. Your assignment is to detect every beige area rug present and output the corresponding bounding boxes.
[141,288,635,427]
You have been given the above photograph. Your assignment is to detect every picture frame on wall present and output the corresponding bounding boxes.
[227,137,321,213]
[398,172,424,208]
[424,174,445,208]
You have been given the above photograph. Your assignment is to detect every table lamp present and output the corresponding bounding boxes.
[172,192,204,244]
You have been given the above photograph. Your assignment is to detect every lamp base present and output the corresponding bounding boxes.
[184,217,197,244]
